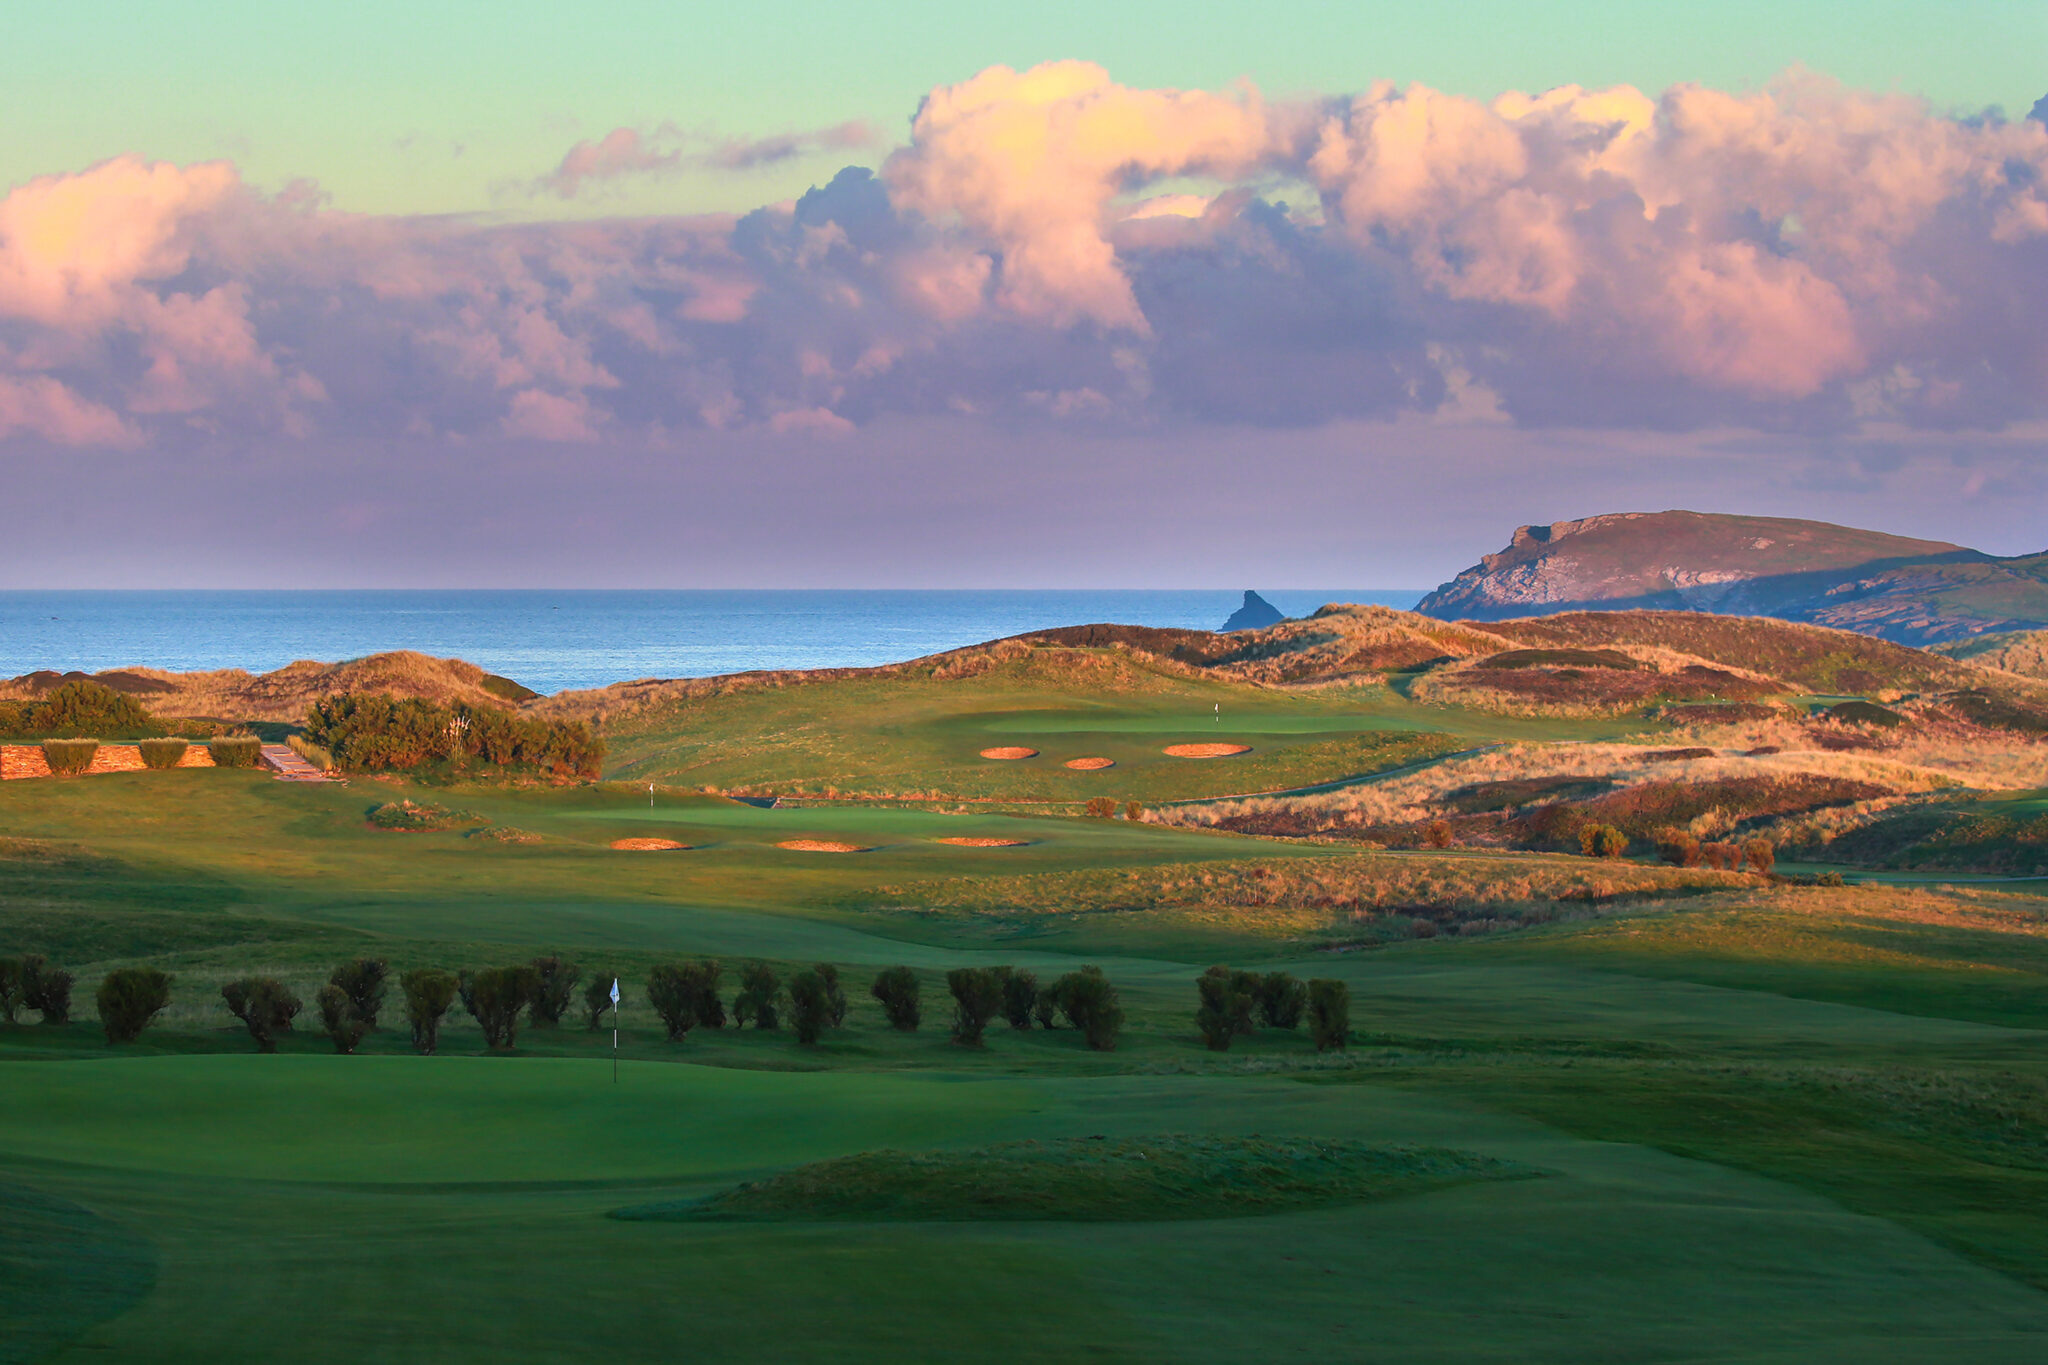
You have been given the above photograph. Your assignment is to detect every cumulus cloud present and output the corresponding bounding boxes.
[1,65,2045,451]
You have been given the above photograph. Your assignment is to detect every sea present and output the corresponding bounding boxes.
[0,590,1424,696]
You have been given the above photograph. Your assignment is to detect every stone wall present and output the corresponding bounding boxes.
[0,744,218,780]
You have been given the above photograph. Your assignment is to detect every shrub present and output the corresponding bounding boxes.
[3,681,160,740]
[465,965,540,1050]
[207,736,262,769]
[647,964,696,1041]
[1124,801,1144,822]
[1257,972,1307,1030]
[871,966,921,1030]
[788,970,832,1045]
[1001,969,1039,1030]
[401,969,459,1054]
[41,739,99,775]
[1032,990,1060,1029]
[688,961,727,1029]
[328,958,388,1028]
[947,967,1005,1046]
[1084,796,1118,818]
[1054,967,1123,1051]
[527,955,580,1028]
[1307,979,1350,1052]
[1424,819,1454,849]
[1656,829,1703,867]
[733,961,781,1030]
[815,964,848,1027]
[222,976,301,1052]
[303,692,604,778]
[22,955,73,1024]
[367,799,483,832]
[138,738,189,770]
[1579,823,1627,859]
[582,972,619,1029]
[0,958,20,1024]
[1197,966,1255,1051]
[97,967,172,1044]
[317,984,370,1054]
[1744,838,1776,875]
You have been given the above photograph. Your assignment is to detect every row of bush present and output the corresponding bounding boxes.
[302,693,603,778]
[4,956,1364,1056]
[32,736,262,775]
[0,680,163,741]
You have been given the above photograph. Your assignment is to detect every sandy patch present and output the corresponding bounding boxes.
[1063,756,1115,770]
[979,746,1039,760]
[777,839,873,853]
[1164,743,1252,758]
[611,837,693,851]
[935,836,1031,847]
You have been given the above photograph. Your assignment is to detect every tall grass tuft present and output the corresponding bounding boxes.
[138,738,189,770]
[41,739,99,775]
[286,734,334,770]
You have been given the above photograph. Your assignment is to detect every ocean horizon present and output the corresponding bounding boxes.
[0,589,1426,695]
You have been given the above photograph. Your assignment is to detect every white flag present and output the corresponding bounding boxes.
[609,977,621,1006]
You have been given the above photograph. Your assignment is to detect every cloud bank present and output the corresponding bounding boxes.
[2,63,2046,450]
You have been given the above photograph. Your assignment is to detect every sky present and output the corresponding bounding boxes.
[3,2,2046,587]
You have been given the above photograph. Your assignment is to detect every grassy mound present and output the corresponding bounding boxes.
[612,1136,1533,1224]
[0,1183,156,1365]
[367,799,485,832]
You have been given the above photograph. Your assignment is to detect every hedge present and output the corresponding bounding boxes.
[138,738,190,769]
[41,739,99,775]
[207,736,263,768]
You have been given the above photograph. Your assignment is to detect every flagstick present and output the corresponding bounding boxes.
[610,975,621,1084]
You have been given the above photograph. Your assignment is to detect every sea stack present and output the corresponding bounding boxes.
[1221,591,1285,632]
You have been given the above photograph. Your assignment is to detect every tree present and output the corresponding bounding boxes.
[815,964,849,1027]
[582,971,618,1029]
[328,958,388,1030]
[317,984,371,1054]
[1084,796,1117,818]
[527,955,580,1028]
[1743,838,1776,875]
[733,961,781,1030]
[947,967,1004,1046]
[401,969,459,1054]
[1196,966,1254,1051]
[466,964,540,1051]
[1001,969,1039,1030]
[222,976,302,1053]
[688,960,726,1029]
[871,966,921,1030]
[0,958,22,1024]
[647,964,696,1041]
[97,967,172,1044]
[1053,967,1123,1051]
[1307,979,1350,1052]
[21,955,72,1025]
[1032,990,1060,1029]
[1257,972,1306,1030]
[788,969,832,1045]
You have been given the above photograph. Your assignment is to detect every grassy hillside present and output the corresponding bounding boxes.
[0,651,538,721]
[1936,628,2048,681]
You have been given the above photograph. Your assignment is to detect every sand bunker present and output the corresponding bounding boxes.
[979,746,1039,760]
[611,837,693,851]
[934,836,1030,847]
[777,839,873,853]
[1063,756,1115,770]
[1163,743,1252,758]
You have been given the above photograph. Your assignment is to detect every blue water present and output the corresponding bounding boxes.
[0,590,1423,695]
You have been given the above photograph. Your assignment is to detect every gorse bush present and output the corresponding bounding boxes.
[1257,972,1307,1030]
[302,693,604,778]
[946,967,1004,1046]
[328,958,388,1029]
[1579,823,1628,859]
[0,680,161,740]
[733,961,781,1030]
[206,736,262,769]
[1001,969,1038,1030]
[22,955,73,1024]
[401,969,459,1055]
[222,976,301,1053]
[137,738,189,769]
[527,955,580,1028]
[1196,967,1255,1051]
[465,965,540,1050]
[41,739,99,775]
[1052,967,1123,1051]
[1308,979,1350,1052]
[1085,796,1118,818]
[97,967,172,1044]
[871,966,921,1030]
[317,984,370,1054]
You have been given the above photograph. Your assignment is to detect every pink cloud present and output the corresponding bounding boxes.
[0,373,136,445]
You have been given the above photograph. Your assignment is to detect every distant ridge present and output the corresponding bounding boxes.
[1416,511,2048,646]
